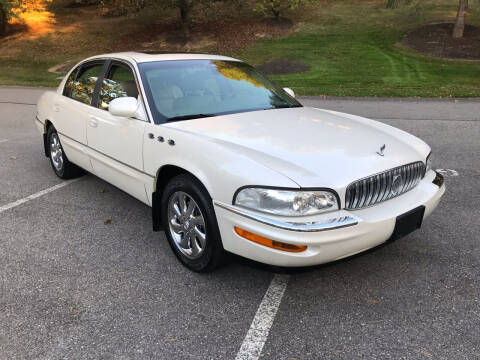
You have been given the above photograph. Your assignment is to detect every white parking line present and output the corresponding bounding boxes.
[0,179,81,214]
[235,274,290,360]
[0,139,8,143]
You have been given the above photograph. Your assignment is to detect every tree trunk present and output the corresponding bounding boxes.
[272,8,280,20]
[270,0,281,20]
[453,0,468,39]
[178,0,190,37]
[0,8,6,37]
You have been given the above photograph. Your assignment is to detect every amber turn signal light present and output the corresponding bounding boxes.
[234,227,307,253]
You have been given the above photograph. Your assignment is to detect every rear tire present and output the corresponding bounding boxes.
[47,127,84,179]
[161,174,224,272]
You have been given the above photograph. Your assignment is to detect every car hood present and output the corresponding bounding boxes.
[165,107,430,189]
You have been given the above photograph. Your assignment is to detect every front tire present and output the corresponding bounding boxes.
[47,127,83,179]
[161,174,224,272]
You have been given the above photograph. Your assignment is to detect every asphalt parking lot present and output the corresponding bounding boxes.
[1,87,479,359]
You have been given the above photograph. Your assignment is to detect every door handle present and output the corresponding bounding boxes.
[89,116,99,128]
[53,104,60,112]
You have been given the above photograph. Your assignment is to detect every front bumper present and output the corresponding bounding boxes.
[213,170,445,267]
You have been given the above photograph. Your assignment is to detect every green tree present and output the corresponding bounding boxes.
[252,0,316,20]
[0,0,18,36]
[100,0,237,36]
[165,0,237,36]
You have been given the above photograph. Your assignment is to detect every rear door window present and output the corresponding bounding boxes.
[70,63,105,106]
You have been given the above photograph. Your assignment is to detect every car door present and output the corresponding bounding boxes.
[53,61,106,171]
[85,60,150,205]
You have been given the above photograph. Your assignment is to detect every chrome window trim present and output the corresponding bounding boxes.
[213,201,358,232]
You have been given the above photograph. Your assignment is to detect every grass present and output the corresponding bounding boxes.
[238,31,480,97]
[0,57,63,87]
[235,1,480,97]
[1,0,480,97]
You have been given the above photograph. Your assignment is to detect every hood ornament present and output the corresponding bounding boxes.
[376,144,386,157]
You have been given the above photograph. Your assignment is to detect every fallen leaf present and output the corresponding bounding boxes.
[415,348,432,357]
[100,189,106,193]
[104,219,114,225]
[10,156,16,160]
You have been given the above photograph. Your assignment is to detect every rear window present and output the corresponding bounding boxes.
[62,69,77,97]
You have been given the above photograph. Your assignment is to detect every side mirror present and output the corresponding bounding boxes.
[283,87,295,98]
[109,97,139,118]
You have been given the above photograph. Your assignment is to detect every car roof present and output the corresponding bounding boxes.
[85,52,240,64]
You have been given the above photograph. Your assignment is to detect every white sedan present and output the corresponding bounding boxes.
[36,52,445,272]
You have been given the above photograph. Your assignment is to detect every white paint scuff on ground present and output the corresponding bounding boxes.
[436,169,459,177]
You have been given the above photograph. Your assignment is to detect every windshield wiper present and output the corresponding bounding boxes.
[167,113,217,121]
[264,104,300,110]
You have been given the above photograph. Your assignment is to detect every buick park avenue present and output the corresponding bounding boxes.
[36,52,445,271]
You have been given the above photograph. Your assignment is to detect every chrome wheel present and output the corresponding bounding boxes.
[167,191,207,259]
[50,133,64,171]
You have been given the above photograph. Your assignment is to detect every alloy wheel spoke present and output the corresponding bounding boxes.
[185,200,196,217]
[178,232,191,249]
[170,219,182,233]
[173,202,182,218]
[194,227,206,247]
[190,236,201,256]
[180,194,188,214]
[190,215,204,227]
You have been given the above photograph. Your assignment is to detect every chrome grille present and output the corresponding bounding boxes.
[345,162,426,210]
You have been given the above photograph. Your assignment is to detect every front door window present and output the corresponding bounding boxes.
[98,64,139,110]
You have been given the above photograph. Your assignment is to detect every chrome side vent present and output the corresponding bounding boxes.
[345,162,426,210]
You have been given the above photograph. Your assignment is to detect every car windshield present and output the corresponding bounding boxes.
[138,60,302,123]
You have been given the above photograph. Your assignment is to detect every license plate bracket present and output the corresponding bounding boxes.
[389,205,425,242]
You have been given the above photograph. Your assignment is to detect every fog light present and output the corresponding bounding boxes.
[234,227,307,253]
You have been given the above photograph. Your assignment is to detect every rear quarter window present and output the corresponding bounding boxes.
[62,69,77,97]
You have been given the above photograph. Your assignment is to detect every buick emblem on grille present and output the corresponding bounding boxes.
[391,175,403,195]
[376,144,386,157]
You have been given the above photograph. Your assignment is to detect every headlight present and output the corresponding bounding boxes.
[234,187,339,216]
[426,152,433,173]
